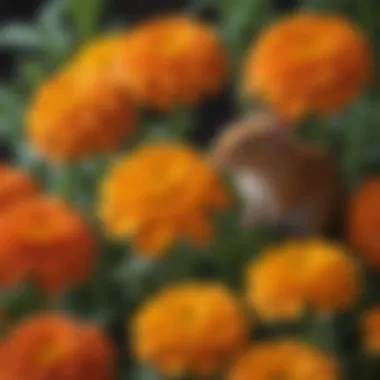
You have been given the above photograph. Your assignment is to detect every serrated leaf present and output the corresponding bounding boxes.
[0,23,42,50]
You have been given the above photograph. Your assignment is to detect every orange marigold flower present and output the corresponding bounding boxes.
[4,313,115,380]
[117,16,228,110]
[27,50,137,162]
[245,239,359,320]
[98,143,229,257]
[0,196,96,294]
[0,341,11,379]
[68,33,127,84]
[0,165,39,213]
[244,13,372,121]
[245,242,307,321]
[361,308,380,354]
[347,178,380,268]
[229,339,339,380]
[133,283,248,376]
[302,239,359,314]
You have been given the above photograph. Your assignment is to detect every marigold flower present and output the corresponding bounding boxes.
[133,283,248,376]
[244,13,372,121]
[27,51,137,162]
[3,313,115,380]
[0,165,39,213]
[229,339,339,380]
[361,308,380,354]
[0,196,95,294]
[245,242,307,321]
[0,342,11,379]
[245,239,359,320]
[68,33,127,85]
[117,16,227,110]
[347,178,380,268]
[302,240,359,314]
[98,143,229,257]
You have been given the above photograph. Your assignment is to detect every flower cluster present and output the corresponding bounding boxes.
[26,16,227,162]
[116,16,228,110]
[244,13,372,121]
[98,143,229,256]
[0,313,115,380]
[133,282,248,376]
[0,196,96,294]
[27,55,137,162]
[245,239,359,321]
[229,339,339,380]
[1,5,379,380]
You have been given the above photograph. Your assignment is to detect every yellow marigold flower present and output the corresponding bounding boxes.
[245,242,307,321]
[3,313,115,380]
[361,308,380,354]
[98,143,229,257]
[0,165,40,213]
[0,196,96,294]
[27,49,137,162]
[69,33,127,83]
[117,16,228,110]
[245,239,359,320]
[133,283,248,376]
[347,178,380,268]
[244,13,372,121]
[302,240,359,314]
[229,339,339,380]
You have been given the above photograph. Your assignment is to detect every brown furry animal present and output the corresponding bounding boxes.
[211,111,343,235]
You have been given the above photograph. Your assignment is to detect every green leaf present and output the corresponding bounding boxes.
[0,283,46,322]
[301,0,355,13]
[220,0,275,65]
[187,0,216,14]
[18,59,47,88]
[37,0,74,62]
[0,23,42,50]
[68,0,104,41]
[0,85,25,141]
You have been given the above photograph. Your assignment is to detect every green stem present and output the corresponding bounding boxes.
[69,0,104,42]
[49,163,79,202]
[307,315,339,354]
[343,103,367,191]
[218,0,275,110]
[169,107,193,140]
[358,0,380,93]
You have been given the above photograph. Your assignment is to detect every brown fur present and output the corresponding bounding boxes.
[211,112,343,234]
